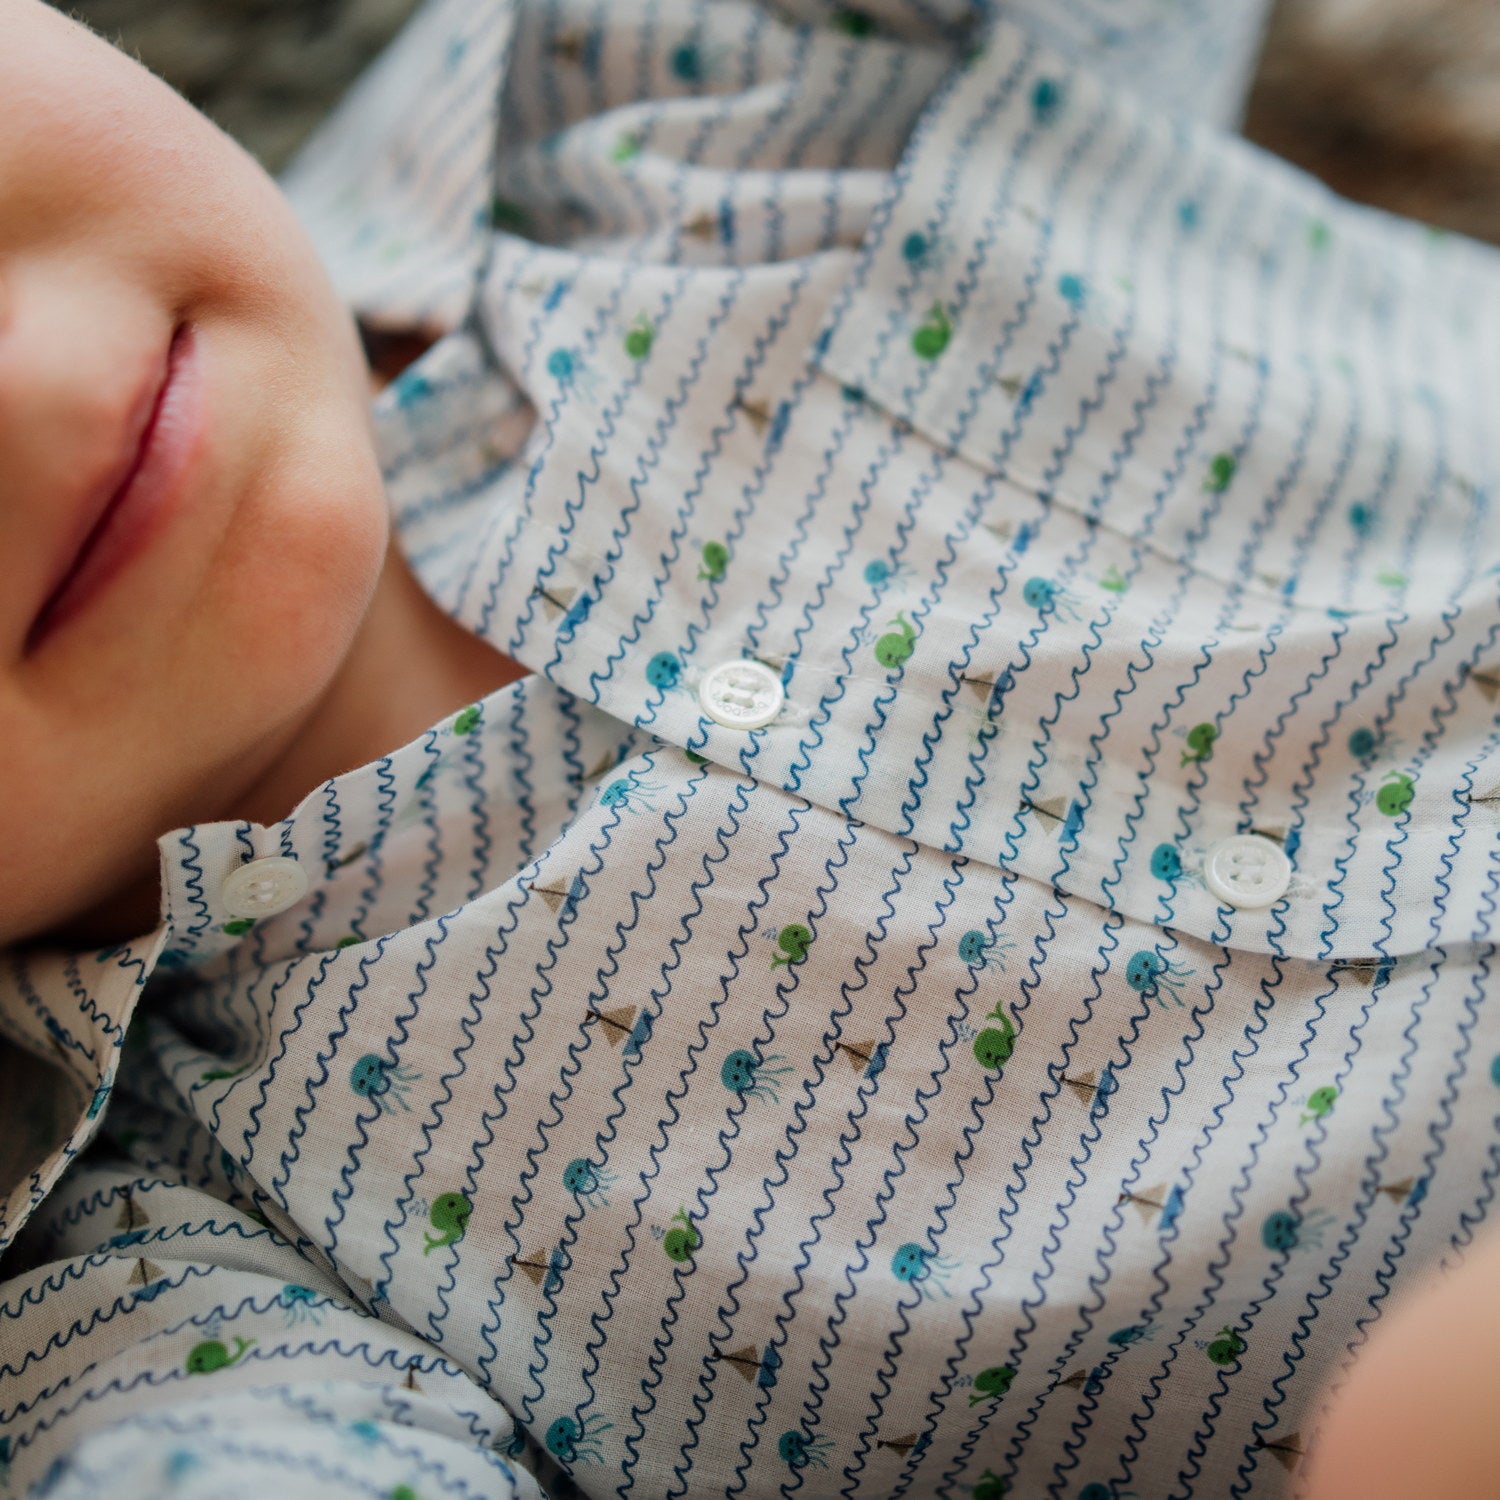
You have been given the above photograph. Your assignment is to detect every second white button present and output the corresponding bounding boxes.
[698,659,785,730]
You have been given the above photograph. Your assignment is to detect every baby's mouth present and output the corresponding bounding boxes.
[27,323,199,651]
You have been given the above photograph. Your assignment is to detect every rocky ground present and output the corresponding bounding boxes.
[62,0,1500,245]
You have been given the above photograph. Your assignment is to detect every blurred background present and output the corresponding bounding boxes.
[62,0,1500,246]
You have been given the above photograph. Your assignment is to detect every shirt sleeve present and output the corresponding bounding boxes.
[0,1161,549,1500]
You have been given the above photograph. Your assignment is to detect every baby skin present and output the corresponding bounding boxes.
[0,0,523,953]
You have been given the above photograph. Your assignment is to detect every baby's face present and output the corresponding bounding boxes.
[1,0,388,946]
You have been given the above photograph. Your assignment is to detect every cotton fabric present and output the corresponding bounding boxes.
[4,2,1499,1497]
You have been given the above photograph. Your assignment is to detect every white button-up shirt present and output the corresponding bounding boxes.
[4,1,1499,1496]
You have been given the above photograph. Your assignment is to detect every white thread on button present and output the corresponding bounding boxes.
[1202,834,1292,910]
[221,856,309,920]
[698,659,785,730]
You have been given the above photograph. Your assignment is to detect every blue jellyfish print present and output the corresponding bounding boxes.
[1106,1322,1156,1349]
[1031,76,1064,123]
[899,227,956,273]
[278,1284,323,1327]
[164,1451,200,1483]
[778,1430,834,1470]
[891,1242,961,1301]
[958,927,1016,973]
[544,1412,613,1465]
[545,345,600,402]
[349,1054,421,1114]
[599,774,665,813]
[670,40,705,82]
[645,650,683,690]
[562,1157,618,1210]
[1022,576,1083,622]
[1057,273,1086,308]
[669,36,727,83]
[1147,842,1201,887]
[1260,1206,1336,1252]
[863,555,915,590]
[392,369,433,409]
[720,1049,795,1104]
[1123,950,1195,1008]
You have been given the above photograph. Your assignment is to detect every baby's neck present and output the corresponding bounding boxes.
[50,546,526,949]
[232,544,528,832]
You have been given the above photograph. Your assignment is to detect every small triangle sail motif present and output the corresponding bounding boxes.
[1063,1070,1097,1105]
[126,1258,165,1287]
[1023,796,1067,824]
[115,1190,149,1231]
[1116,1184,1167,1222]
[1254,1432,1304,1471]
[711,1345,762,1383]
[513,1250,552,1287]
[533,584,577,621]
[838,1040,877,1071]
[588,1006,638,1046]
[735,397,771,431]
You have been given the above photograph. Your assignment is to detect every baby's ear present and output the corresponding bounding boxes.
[1300,1225,1500,1497]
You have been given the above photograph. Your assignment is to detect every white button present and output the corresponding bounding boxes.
[1202,834,1292,909]
[221,856,309,919]
[698,659,785,730]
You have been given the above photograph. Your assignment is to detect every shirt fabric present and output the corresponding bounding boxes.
[4,1,1500,1496]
